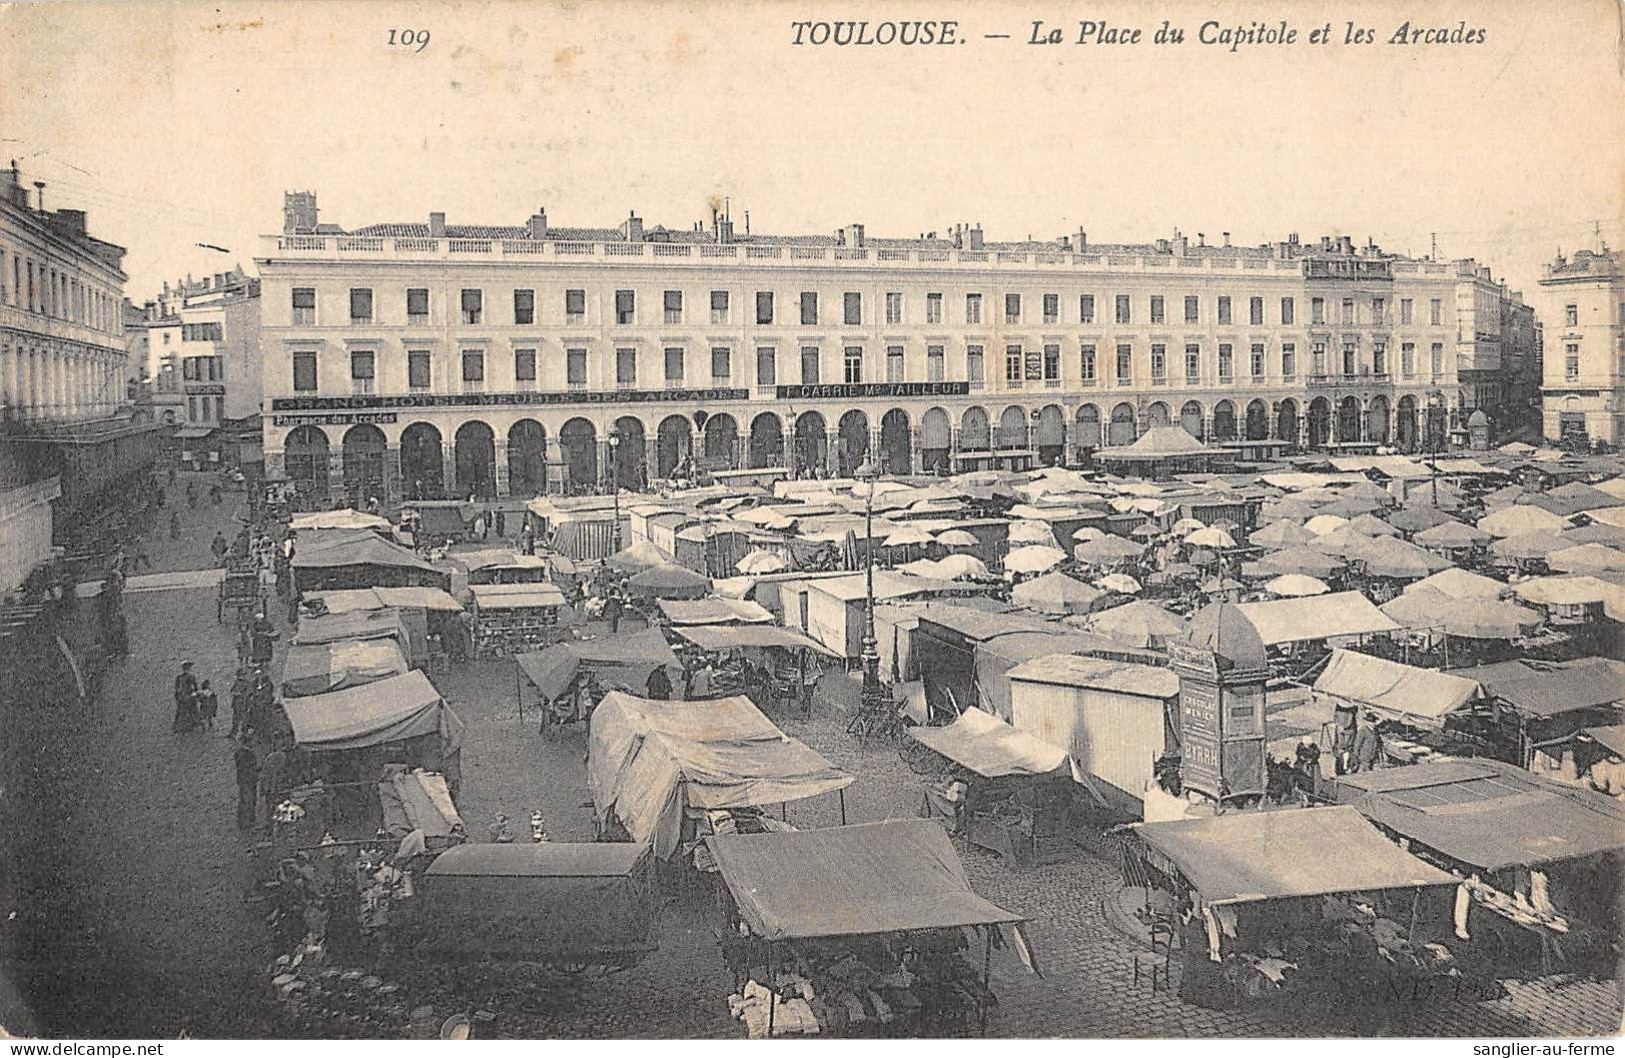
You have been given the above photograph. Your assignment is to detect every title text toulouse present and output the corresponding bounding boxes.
[789,19,1487,49]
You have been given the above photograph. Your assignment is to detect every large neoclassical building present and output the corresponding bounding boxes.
[258,192,1463,504]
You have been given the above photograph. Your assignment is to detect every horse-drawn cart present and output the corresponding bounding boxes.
[219,561,264,622]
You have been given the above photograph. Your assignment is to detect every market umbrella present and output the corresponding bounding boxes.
[1386,506,1457,534]
[1318,496,1382,519]
[1130,523,1164,541]
[1497,441,1537,457]
[882,526,936,549]
[1405,568,1508,600]
[1478,504,1570,538]
[1071,526,1107,545]
[934,529,980,549]
[1085,599,1182,647]
[1342,481,1395,505]
[1258,546,1345,578]
[897,558,944,578]
[1345,514,1401,538]
[1008,520,1060,548]
[1490,532,1566,562]
[1512,575,1618,607]
[1011,571,1106,615]
[1310,527,1381,559]
[1260,499,1316,523]
[1265,574,1331,597]
[1074,535,1144,565]
[935,553,992,580]
[1547,543,1625,574]
[1201,577,1244,594]
[627,563,713,600]
[1004,545,1067,574]
[1414,521,1492,550]
[1187,548,1219,567]
[1383,589,1541,640]
[1249,520,1316,549]
[606,539,670,573]
[1171,517,1206,535]
[1095,573,1144,596]
[736,550,787,575]
[734,507,798,531]
[1361,537,1453,580]
[1304,514,1349,536]
[1184,527,1237,549]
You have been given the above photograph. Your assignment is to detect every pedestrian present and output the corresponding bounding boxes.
[211,532,229,567]
[259,739,290,830]
[173,661,199,733]
[234,743,260,830]
[196,680,219,731]
[229,665,255,739]
[103,609,129,658]
[186,482,198,508]
[169,511,181,540]
[494,509,506,538]
[1332,703,1357,775]
[168,467,177,485]
[250,611,277,666]
[1352,712,1384,773]
[604,590,623,634]
[1294,735,1322,799]
[520,525,535,555]
[130,539,152,572]
[645,665,672,701]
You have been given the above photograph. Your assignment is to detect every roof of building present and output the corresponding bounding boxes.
[1182,601,1268,667]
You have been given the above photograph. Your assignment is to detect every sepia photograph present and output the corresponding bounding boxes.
[0,0,1623,1043]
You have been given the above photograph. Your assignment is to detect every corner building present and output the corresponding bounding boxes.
[258,193,1461,505]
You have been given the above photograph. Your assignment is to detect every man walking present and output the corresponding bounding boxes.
[173,661,199,733]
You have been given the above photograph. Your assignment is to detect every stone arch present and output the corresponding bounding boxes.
[997,404,1029,450]
[611,415,647,490]
[702,412,739,470]
[559,416,598,493]
[879,408,911,474]
[657,414,693,478]
[401,422,444,500]
[1276,398,1300,446]
[1395,395,1418,450]
[1035,404,1066,466]
[1108,402,1136,446]
[1145,401,1171,429]
[1073,404,1102,453]
[284,424,330,502]
[507,419,548,498]
[960,406,991,450]
[1180,400,1205,439]
[1307,397,1333,448]
[920,407,951,473]
[454,420,496,500]
[1366,395,1391,445]
[837,409,869,477]
[1211,400,1237,443]
[748,412,784,470]
[1244,399,1269,441]
[341,423,387,505]
[794,410,827,475]
[1337,396,1362,443]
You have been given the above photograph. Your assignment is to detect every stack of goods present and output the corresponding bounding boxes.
[727,979,820,1038]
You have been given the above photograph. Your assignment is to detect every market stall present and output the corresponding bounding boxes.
[454,549,552,585]
[295,607,420,668]
[401,500,477,544]
[515,627,681,730]
[706,819,1036,1037]
[291,529,449,593]
[282,638,410,698]
[281,670,465,802]
[671,624,838,717]
[469,582,569,657]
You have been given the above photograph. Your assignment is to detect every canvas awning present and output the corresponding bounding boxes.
[295,607,411,651]
[1004,653,1181,698]
[673,624,840,657]
[292,530,440,573]
[656,597,774,626]
[516,628,679,701]
[589,692,852,858]
[470,583,567,610]
[282,670,462,753]
[289,509,391,532]
[282,638,410,698]
[1234,591,1400,646]
[706,819,1023,940]
[1313,649,1480,727]
[908,707,1068,777]
[306,587,464,614]
[1133,805,1454,906]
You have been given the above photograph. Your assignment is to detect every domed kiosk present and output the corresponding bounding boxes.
[1168,602,1269,803]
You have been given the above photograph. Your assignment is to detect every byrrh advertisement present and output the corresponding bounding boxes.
[1,0,1622,1049]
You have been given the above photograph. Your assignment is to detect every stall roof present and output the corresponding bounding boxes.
[908,707,1068,777]
[307,586,464,613]
[294,607,410,647]
[289,509,391,532]
[469,583,567,610]
[282,670,459,752]
[1097,426,1215,460]
[655,597,774,626]
[516,628,679,701]
[426,841,650,878]
[1134,805,1454,906]
[1351,759,1625,871]
[454,549,550,572]
[810,570,982,603]
[706,819,1023,940]
[1444,657,1625,717]
[1005,653,1180,698]
[589,692,852,858]
[1583,725,1625,758]
[1234,591,1400,646]
[292,531,439,573]
[673,624,840,657]
[282,638,409,698]
[1313,649,1481,726]
[913,602,1067,642]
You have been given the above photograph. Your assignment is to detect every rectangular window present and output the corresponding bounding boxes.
[1250,343,1265,377]
[926,292,943,324]
[1218,296,1233,325]
[664,346,685,383]
[1342,342,1356,376]
[1185,344,1200,382]
[1565,344,1580,379]
[1043,343,1060,382]
[1341,298,1355,326]
[1311,297,1325,325]
[710,290,729,324]
[755,290,774,325]
[1431,342,1444,376]
[1373,342,1387,376]
[188,396,198,421]
[885,292,903,325]
[800,346,820,384]
[1080,344,1097,381]
[1149,296,1165,325]
[461,349,485,383]
[1115,344,1132,381]
[1312,341,1327,376]
[1150,343,1166,380]
[1184,295,1199,323]
[926,345,945,381]
[1430,299,1443,326]
[514,348,537,382]
[1401,298,1414,325]
[967,345,985,385]
[1218,343,1234,379]
[350,349,375,382]
[183,358,198,381]
[843,346,863,384]
[711,347,732,382]
[513,289,535,325]
[886,345,905,382]
[966,293,982,324]
[800,291,818,325]
[1115,294,1131,325]
[460,288,482,324]
[843,292,862,326]
[756,347,776,387]
[348,288,374,323]
[663,289,683,325]
[408,349,431,389]
[1281,344,1295,379]
[1280,297,1295,325]
[406,287,429,324]
[616,347,637,386]
[1372,297,1385,324]
[1005,293,1021,324]
[615,289,635,325]
[292,287,316,326]
[565,288,586,323]
[1401,342,1415,377]
[567,348,587,386]
[1005,344,1023,384]
[292,349,317,391]
[1079,294,1095,324]
[1043,293,1059,325]
[1565,303,1578,327]
[1249,296,1264,326]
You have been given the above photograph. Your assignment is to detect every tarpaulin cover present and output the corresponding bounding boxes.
[1011,571,1105,615]
[705,819,1023,940]
[588,692,852,859]
[1313,649,1480,726]
[908,707,1067,777]
[283,670,463,753]
[379,769,463,840]
[606,540,670,573]
[1446,657,1625,718]
[656,598,774,626]
[1004,653,1181,698]
[517,628,679,702]
[1134,805,1454,906]
[627,563,712,599]
[1583,725,1625,758]
[282,638,409,698]
[454,549,550,572]
[674,624,840,657]
[292,531,438,572]
[295,608,411,652]
[1352,759,1625,870]
[307,587,464,613]
[1235,591,1400,646]
[289,509,391,532]
[470,583,566,610]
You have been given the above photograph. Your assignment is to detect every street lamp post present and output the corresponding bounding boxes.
[608,424,623,552]
[857,460,882,705]
[1427,390,1444,508]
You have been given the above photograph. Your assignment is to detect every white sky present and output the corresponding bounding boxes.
[2,0,1621,301]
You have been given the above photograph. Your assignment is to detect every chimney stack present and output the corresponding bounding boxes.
[1075,227,1087,251]
[967,224,984,251]
[623,210,644,242]
[1222,231,1231,248]
[429,211,446,238]
[1197,232,1206,247]
[33,181,45,212]
[527,207,548,239]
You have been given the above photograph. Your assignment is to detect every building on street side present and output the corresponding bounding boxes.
[1534,245,1625,448]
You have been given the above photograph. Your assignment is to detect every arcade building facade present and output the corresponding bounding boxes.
[258,194,1462,506]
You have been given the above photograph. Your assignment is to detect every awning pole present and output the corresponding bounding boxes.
[981,926,992,1034]
[515,658,523,722]
[767,941,777,1037]
[839,786,847,826]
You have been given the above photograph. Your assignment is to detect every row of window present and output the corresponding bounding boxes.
[0,245,120,333]
[291,284,1448,329]
[292,339,1451,393]
[181,355,222,382]
[181,321,224,342]
[188,394,226,424]
[1561,301,1625,328]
